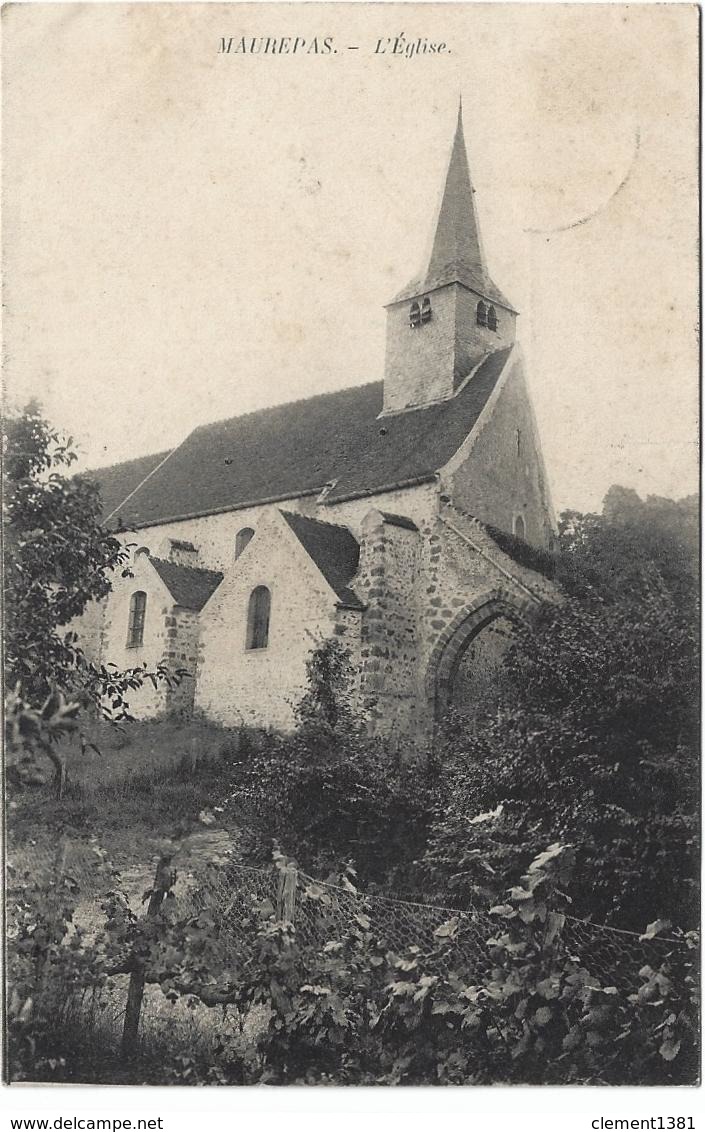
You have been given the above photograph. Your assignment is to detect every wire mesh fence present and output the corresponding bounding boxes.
[170,854,686,995]
[7,835,688,1008]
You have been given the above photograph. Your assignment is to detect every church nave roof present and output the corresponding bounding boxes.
[93,346,512,531]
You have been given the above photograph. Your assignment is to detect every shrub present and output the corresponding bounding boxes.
[217,639,437,887]
[135,846,699,1086]
[423,490,699,931]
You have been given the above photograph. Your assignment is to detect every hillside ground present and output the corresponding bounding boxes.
[8,716,251,866]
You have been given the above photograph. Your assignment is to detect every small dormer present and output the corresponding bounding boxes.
[161,537,200,567]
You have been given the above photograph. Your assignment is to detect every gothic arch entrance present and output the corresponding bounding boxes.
[425,591,530,726]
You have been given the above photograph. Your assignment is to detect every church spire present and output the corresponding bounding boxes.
[424,98,487,291]
[382,101,517,416]
[389,100,513,310]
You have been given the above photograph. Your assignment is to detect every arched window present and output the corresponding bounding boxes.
[127,591,147,648]
[420,296,432,324]
[513,515,526,541]
[246,586,271,650]
[235,527,254,560]
[409,300,421,328]
[476,300,487,327]
[487,305,498,332]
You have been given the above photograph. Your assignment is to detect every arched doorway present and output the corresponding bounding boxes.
[449,614,516,719]
[425,592,529,726]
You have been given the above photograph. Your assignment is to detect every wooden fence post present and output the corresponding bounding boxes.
[120,852,175,1060]
[189,736,199,773]
[276,863,298,923]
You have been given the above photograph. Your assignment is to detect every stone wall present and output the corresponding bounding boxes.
[454,286,516,386]
[342,495,556,741]
[98,553,173,718]
[114,483,438,576]
[383,286,458,413]
[85,549,209,720]
[161,539,200,567]
[67,595,107,668]
[444,353,555,548]
[73,485,439,728]
[194,511,345,731]
[382,283,517,414]
[415,502,556,729]
[355,511,421,738]
[163,606,200,717]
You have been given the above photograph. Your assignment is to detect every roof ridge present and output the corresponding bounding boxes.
[87,383,385,478]
[189,380,384,436]
[84,449,172,478]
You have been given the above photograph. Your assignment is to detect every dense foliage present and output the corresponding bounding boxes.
[423,489,699,930]
[484,521,557,579]
[7,842,698,1085]
[3,402,183,792]
[219,641,435,887]
[5,412,699,1086]
[217,490,698,930]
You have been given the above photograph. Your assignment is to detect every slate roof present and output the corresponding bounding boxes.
[87,450,172,524]
[391,268,514,313]
[150,557,223,611]
[390,105,515,313]
[280,511,364,610]
[92,347,512,530]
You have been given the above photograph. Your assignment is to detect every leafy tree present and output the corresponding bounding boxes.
[423,489,698,930]
[558,486,698,606]
[3,401,180,792]
[3,401,130,702]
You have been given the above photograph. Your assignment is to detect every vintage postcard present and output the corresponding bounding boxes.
[2,0,699,1098]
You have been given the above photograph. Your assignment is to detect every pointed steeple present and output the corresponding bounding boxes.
[390,101,514,312]
[425,98,487,290]
[382,101,518,415]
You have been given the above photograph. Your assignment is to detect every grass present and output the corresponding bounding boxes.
[7,715,276,1084]
[17,976,263,1085]
[8,716,256,866]
[64,715,230,787]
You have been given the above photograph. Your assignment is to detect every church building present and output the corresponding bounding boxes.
[83,105,557,740]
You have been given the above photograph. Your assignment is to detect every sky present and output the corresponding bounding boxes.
[2,2,699,515]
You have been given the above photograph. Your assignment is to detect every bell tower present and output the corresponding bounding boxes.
[382,101,518,416]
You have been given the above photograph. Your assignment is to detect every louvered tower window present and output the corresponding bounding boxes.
[487,305,498,332]
[476,300,487,327]
[410,297,432,328]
